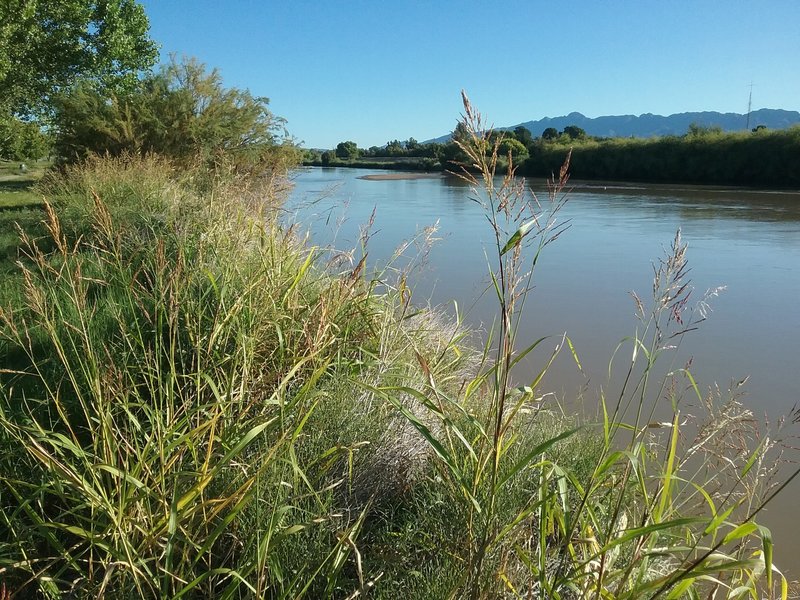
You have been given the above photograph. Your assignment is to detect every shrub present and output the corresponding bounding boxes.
[53,57,300,176]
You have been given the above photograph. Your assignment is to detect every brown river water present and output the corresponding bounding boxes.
[288,166,800,577]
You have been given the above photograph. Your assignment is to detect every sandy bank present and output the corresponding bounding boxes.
[358,172,444,181]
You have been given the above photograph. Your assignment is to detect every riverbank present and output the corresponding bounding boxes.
[308,124,800,188]
[0,154,791,597]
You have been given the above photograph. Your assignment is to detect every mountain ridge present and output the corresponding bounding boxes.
[424,108,800,143]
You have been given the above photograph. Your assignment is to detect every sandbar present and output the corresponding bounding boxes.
[358,172,444,181]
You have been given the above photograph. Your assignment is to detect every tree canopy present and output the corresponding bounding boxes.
[0,114,50,160]
[54,57,296,172]
[0,0,158,117]
[541,127,559,140]
[497,137,528,159]
[335,141,359,159]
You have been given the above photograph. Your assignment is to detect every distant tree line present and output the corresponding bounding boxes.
[520,125,800,186]
[309,123,800,187]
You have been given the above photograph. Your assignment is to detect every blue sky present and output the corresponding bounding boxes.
[140,1,800,149]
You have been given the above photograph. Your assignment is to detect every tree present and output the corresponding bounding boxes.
[542,127,559,141]
[53,57,296,172]
[562,125,587,140]
[335,141,359,159]
[452,121,470,143]
[0,0,158,118]
[405,137,421,155]
[0,114,51,160]
[385,139,405,156]
[513,126,533,147]
[497,138,529,160]
[686,123,722,137]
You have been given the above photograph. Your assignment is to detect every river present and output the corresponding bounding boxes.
[287,166,800,576]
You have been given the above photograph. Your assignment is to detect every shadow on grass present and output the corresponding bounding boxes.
[0,180,42,209]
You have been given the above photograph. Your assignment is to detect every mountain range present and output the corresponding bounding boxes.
[424,109,800,143]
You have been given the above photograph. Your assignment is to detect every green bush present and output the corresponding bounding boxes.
[522,126,800,186]
[53,57,300,176]
[0,154,472,597]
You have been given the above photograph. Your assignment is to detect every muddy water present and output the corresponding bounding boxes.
[287,167,800,575]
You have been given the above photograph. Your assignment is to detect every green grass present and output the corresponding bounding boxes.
[0,162,49,278]
[0,144,794,598]
[0,183,41,209]
[0,160,47,209]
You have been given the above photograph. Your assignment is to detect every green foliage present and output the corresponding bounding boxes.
[521,126,800,186]
[687,122,724,137]
[541,126,559,140]
[0,113,51,160]
[0,0,158,117]
[497,137,529,159]
[385,139,405,156]
[335,140,360,159]
[513,125,533,146]
[0,154,469,597]
[53,57,299,174]
[562,124,587,139]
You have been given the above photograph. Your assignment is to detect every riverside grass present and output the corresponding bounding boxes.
[0,138,794,598]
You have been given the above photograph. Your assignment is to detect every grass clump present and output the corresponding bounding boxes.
[0,154,472,597]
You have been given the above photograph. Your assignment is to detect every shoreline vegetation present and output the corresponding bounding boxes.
[0,90,796,597]
[305,124,800,189]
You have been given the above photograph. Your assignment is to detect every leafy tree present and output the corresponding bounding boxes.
[0,0,158,117]
[0,113,51,160]
[686,123,723,137]
[497,138,529,160]
[320,150,335,165]
[541,127,559,141]
[335,141,359,159]
[513,126,533,147]
[385,139,405,156]
[562,125,587,140]
[53,57,296,172]
[404,138,422,156]
[452,121,470,143]
[420,142,442,159]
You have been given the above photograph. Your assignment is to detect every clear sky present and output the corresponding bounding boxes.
[139,0,800,149]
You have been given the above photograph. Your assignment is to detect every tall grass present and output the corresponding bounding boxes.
[521,126,800,186]
[0,155,472,597]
